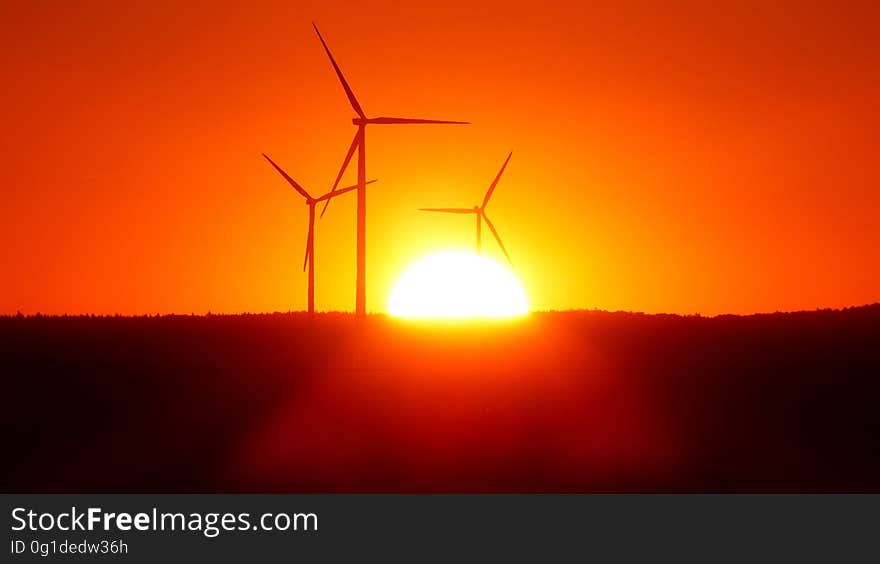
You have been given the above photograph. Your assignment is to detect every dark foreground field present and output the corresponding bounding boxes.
[2,306,879,492]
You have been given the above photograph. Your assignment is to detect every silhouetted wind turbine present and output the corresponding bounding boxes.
[263,153,376,314]
[420,152,513,264]
[312,23,469,316]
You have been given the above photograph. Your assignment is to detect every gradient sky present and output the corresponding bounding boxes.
[2,0,878,315]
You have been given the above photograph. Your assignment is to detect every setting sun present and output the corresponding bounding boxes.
[387,251,529,319]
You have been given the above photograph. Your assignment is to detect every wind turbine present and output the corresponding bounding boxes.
[420,151,513,264]
[263,153,376,314]
[312,23,469,316]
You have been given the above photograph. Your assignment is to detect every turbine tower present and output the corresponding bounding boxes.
[263,153,376,314]
[313,23,469,316]
[420,152,513,264]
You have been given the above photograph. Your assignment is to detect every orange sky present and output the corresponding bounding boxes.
[2,0,878,315]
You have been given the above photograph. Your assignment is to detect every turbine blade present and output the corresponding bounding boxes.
[482,151,512,209]
[482,211,512,265]
[320,131,360,218]
[262,154,312,200]
[418,208,475,214]
[303,220,313,272]
[369,117,470,125]
[313,23,366,119]
[302,240,310,272]
[315,179,377,202]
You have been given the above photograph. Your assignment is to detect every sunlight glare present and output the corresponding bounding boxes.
[387,251,529,319]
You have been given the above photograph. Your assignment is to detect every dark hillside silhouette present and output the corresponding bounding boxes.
[2,305,879,492]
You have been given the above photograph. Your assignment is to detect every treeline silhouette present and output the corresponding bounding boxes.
[2,305,878,492]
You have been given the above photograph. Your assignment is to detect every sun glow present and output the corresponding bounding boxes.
[387,251,529,319]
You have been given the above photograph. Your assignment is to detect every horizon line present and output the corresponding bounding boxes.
[3,303,879,321]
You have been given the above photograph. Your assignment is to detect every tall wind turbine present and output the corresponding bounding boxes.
[312,23,469,316]
[263,153,376,314]
[420,152,513,264]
